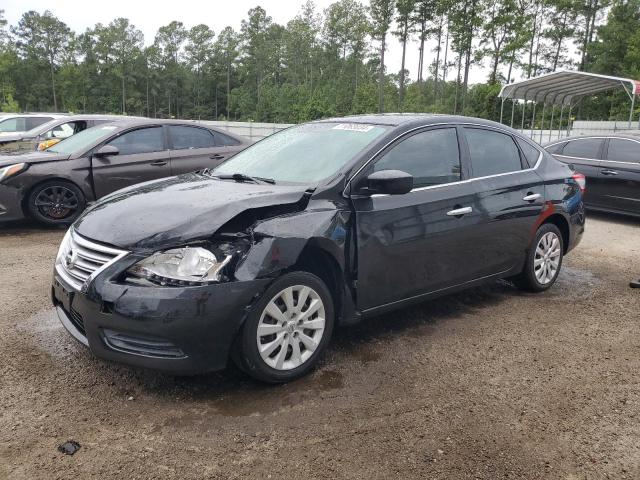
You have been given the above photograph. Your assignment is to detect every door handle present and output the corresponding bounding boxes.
[523,193,541,202]
[446,206,473,217]
[210,154,225,160]
[600,169,619,176]
[150,160,167,166]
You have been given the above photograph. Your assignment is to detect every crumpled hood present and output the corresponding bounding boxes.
[0,151,70,167]
[74,172,311,250]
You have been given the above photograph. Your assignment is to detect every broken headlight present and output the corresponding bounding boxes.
[126,246,233,286]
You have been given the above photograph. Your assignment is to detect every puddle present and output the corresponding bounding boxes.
[17,307,84,359]
[547,266,603,299]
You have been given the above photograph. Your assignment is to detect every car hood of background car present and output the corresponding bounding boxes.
[0,133,23,143]
[0,151,70,165]
[74,172,312,251]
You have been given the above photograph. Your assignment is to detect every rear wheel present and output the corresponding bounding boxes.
[234,272,334,383]
[27,180,86,227]
[513,223,564,292]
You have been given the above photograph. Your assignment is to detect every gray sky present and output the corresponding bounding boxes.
[2,0,490,83]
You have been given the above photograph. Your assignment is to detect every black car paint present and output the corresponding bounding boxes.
[0,120,248,222]
[52,115,585,374]
[544,135,640,217]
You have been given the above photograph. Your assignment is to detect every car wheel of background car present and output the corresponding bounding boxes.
[234,271,335,383]
[513,223,564,292]
[27,180,86,227]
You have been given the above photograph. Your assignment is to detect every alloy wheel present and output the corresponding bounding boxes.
[256,285,326,371]
[534,231,561,285]
[34,186,79,220]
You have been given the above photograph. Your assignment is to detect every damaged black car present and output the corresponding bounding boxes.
[52,114,585,383]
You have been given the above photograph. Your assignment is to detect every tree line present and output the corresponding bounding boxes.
[0,0,637,125]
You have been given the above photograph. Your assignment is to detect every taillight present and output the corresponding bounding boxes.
[572,173,586,193]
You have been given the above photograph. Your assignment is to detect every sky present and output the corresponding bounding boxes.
[2,0,490,84]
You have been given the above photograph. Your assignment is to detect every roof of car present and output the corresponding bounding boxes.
[315,113,511,129]
[543,132,640,147]
[104,118,248,142]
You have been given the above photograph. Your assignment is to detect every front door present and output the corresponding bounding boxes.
[600,137,640,215]
[352,126,484,310]
[92,126,171,198]
[167,125,232,175]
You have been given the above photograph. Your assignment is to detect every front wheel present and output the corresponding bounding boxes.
[234,272,335,383]
[26,180,86,227]
[513,223,564,292]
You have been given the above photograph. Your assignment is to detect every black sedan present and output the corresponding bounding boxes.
[544,134,640,217]
[52,114,585,383]
[0,119,248,225]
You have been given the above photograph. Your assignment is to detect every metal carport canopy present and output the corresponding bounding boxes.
[498,70,640,106]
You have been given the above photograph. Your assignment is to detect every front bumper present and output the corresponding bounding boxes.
[0,183,26,222]
[52,268,271,374]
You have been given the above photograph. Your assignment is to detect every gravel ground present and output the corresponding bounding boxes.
[0,212,638,479]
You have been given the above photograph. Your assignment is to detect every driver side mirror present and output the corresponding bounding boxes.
[94,145,119,157]
[361,170,413,195]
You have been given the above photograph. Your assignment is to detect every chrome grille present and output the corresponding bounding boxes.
[55,229,128,292]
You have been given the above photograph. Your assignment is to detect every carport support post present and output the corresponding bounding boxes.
[499,98,505,124]
[530,102,537,138]
[558,105,564,142]
[539,103,546,143]
[510,99,516,128]
[548,105,555,143]
[521,101,526,131]
[567,105,573,137]
[628,93,636,129]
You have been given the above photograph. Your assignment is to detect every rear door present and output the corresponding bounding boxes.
[554,137,607,208]
[600,137,640,215]
[91,126,171,198]
[168,125,232,175]
[462,127,546,276]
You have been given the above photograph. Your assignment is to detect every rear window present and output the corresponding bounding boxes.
[561,138,602,159]
[606,138,640,163]
[465,128,523,177]
[545,142,565,154]
[169,125,217,150]
[517,138,541,168]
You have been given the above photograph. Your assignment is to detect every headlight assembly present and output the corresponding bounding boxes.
[127,246,233,286]
[0,163,28,183]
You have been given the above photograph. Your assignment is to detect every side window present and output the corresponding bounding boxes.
[464,128,522,177]
[606,138,640,163]
[373,127,461,188]
[561,138,602,159]
[516,138,542,168]
[214,131,241,146]
[107,127,164,155]
[0,117,25,132]
[45,122,79,139]
[26,117,52,130]
[545,142,566,154]
[169,125,217,150]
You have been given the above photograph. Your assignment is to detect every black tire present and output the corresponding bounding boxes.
[233,271,335,383]
[513,223,564,292]
[27,180,86,227]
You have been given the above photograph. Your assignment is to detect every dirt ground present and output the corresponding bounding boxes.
[0,212,638,480]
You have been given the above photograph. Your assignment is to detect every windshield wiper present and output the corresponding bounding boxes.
[209,172,276,185]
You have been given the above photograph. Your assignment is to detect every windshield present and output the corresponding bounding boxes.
[213,122,389,184]
[46,125,119,155]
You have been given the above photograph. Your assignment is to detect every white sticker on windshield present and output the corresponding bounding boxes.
[332,123,374,132]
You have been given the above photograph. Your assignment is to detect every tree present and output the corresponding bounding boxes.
[214,27,239,118]
[186,24,214,117]
[154,21,187,116]
[370,0,396,112]
[394,0,416,107]
[12,10,72,110]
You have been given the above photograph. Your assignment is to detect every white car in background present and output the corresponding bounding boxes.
[0,113,67,138]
